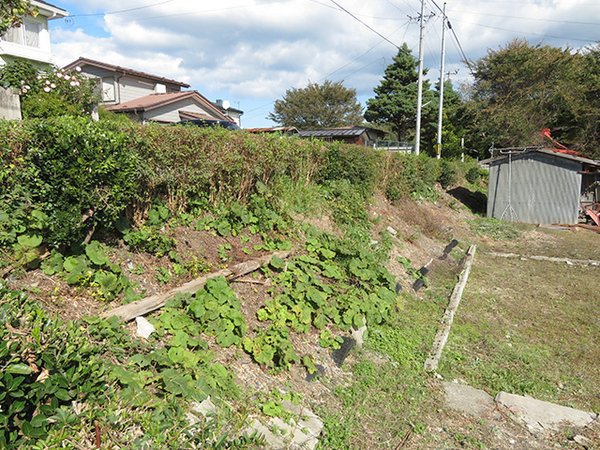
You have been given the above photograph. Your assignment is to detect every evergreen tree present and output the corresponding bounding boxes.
[364,43,436,143]
[268,80,363,129]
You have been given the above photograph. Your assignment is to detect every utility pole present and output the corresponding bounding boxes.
[414,0,425,155]
[436,3,447,160]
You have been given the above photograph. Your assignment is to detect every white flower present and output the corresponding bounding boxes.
[24,85,30,90]
[45,80,50,84]
[75,66,82,72]
[56,72,63,78]
[50,83,56,88]
[64,75,71,80]
[44,86,51,92]
[70,81,76,86]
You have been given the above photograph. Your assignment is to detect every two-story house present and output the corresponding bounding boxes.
[0,0,68,67]
[63,57,236,125]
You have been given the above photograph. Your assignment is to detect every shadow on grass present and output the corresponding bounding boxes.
[447,187,487,215]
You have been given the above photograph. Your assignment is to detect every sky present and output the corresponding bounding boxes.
[46,0,600,129]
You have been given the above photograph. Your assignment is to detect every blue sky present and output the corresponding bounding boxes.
[46,0,600,129]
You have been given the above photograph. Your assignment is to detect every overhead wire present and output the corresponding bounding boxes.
[327,0,406,51]
[68,0,175,17]
[448,10,600,26]
[321,19,411,82]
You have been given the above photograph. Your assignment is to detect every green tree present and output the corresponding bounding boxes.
[364,43,436,143]
[0,0,37,36]
[579,44,600,158]
[462,39,594,154]
[421,80,467,158]
[268,79,364,129]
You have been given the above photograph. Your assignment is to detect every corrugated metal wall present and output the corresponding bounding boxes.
[487,152,582,224]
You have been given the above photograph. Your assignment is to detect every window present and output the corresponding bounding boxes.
[101,77,116,102]
[2,20,42,47]
[24,20,41,47]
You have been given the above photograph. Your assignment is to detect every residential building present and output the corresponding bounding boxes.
[63,57,232,124]
[0,0,68,67]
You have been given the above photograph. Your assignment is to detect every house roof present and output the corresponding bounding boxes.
[480,147,600,169]
[104,91,228,120]
[246,127,299,134]
[62,57,190,88]
[298,126,384,138]
[32,1,68,18]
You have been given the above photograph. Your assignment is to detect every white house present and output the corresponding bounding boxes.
[0,0,68,67]
[63,57,236,124]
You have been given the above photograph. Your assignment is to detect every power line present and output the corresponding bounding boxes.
[452,18,598,43]
[321,21,411,81]
[69,0,175,18]
[308,0,407,21]
[328,0,403,51]
[448,9,600,26]
[426,0,474,75]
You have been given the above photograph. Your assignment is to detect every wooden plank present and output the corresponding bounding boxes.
[101,250,291,322]
[424,245,477,372]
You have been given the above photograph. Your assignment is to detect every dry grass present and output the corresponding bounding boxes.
[440,225,600,413]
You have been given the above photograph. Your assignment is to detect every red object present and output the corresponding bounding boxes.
[540,129,582,156]
[583,204,600,226]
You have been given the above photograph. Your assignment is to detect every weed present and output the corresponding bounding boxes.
[470,217,521,240]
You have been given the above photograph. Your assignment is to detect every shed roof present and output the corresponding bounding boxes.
[298,126,380,138]
[63,57,190,88]
[246,127,299,134]
[480,147,600,170]
[104,91,227,120]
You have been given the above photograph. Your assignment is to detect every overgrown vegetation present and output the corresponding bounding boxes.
[9,116,596,449]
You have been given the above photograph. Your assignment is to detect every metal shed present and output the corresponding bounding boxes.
[483,147,600,225]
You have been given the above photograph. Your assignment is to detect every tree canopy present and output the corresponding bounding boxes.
[364,43,436,143]
[267,79,364,130]
[0,0,37,36]
[461,39,600,156]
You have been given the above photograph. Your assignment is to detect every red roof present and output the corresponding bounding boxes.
[105,91,227,120]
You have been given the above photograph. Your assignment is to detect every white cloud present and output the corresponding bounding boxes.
[49,0,600,127]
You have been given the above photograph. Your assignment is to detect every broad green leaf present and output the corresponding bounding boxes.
[85,241,109,266]
[269,255,286,270]
[5,364,32,375]
[261,401,282,417]
[55,389,71,401]
[17,234,43,248]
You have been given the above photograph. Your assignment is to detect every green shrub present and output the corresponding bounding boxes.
[319,141,381,196]
[383,153,439,201]
[14,117,138,248]
[438,159,458,189]
[0,288,109,448]
[326,179,371,228]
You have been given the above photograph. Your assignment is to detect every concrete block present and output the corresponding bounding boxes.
[495,391,597,431]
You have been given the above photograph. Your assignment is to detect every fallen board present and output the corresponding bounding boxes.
[424,245,476,372]
[101,250,292,322]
